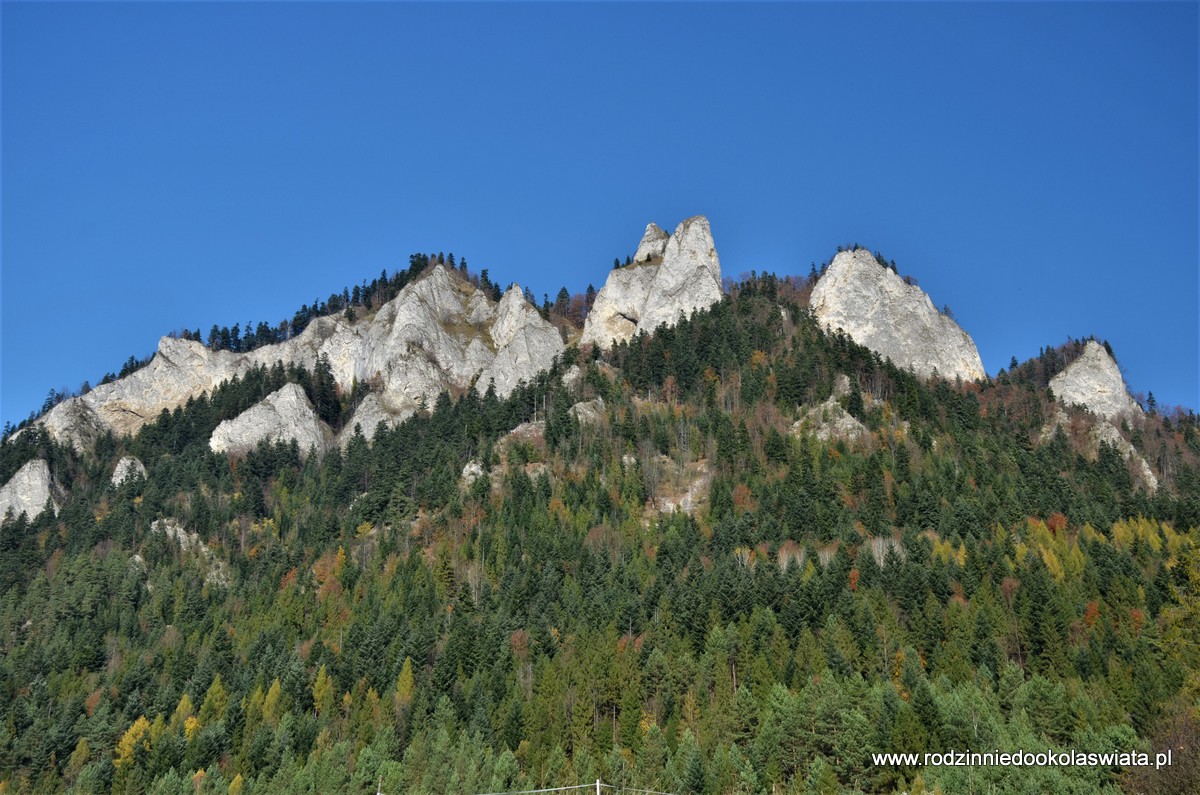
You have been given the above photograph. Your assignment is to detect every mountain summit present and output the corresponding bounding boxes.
[581,216,723,350]
[1049,340,1141,420]
[810,249,985,382]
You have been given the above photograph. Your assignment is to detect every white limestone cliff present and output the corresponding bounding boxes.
[0,460,57,523]
[209,383,333,459]
[581,216,723,350]
[579,266,658,349]
[810,249,985,382]
[460,459,485,489]
[111,456,146,487]
[569,397,606,426]
[477,286,567,397]
[39,264,564,451]
[633,223,669,263]
[1049,341,1141,420]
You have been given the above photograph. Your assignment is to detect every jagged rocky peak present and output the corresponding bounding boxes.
[1049,341,1141,420]
[36,262,564,451]
[490,283,544,348]
[810,249,985,382]
[209,383,334,460]
[0,459,57,523]
[581,215,723,350]
[476,283,567,397]
[633,223,669,263]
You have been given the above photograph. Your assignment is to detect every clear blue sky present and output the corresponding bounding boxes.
[3,2,1197,428]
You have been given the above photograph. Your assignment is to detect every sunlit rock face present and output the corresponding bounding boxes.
[581,216,723,350]
[810,249,985,382]
[39,265,564,451]
[633,223,669,263]
[1049,341,1142,420]
[338,394,401,448]
[209,383,334,460]
[0,459,56,522]
[1039,343,1152,492]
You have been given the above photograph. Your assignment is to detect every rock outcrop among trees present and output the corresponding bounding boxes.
[810,248,985,382]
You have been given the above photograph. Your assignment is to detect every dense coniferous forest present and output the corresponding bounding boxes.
[1,269,1199,794]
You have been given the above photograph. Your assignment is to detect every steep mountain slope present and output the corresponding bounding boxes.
[810,249,985,382]
[2,230,1198,795]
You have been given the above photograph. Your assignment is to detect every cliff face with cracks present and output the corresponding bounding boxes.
[810,249,985,382]
[38,265,564,451]
[581,216,723,350]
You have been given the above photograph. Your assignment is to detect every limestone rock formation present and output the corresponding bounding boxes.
[561,365,583,391]
[633,223,669,263]
[111,456,146,487]
[579,266,658,349]
[39,264,564,450]
[0,459,56,523]
[790,375,868,443]
[338,394,400,448]
[1049,341,1141,420]
[569,397,606,426]
[477,286,567,397]
[210,383,333,459]
[151,517,206,554]
[151,518,229,586]
[1091,421,1158,493]
[810,250,985,382]
[1040,406,1157,493]
[581,216,723,350]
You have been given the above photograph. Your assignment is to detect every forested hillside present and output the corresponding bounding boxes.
[2,270,1198,794]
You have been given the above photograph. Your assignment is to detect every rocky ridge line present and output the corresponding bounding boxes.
[39,264,564,451]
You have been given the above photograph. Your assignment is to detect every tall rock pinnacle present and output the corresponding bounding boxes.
[581,216,723,350]
[1049,341,1141,420]
[810,249,985,382]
